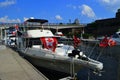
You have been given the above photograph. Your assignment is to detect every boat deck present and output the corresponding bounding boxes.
[0,45,48,80]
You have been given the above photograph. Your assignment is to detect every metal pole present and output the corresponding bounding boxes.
[4,25,7,45]
[88,69,90,80]
[0,27,2,40]
[70,57,76,79]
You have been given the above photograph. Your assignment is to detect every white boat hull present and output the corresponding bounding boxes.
[25,54,83,73]
[21,48,103,74]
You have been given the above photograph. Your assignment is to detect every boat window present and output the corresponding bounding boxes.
[25,38,41,48]
[29,38,41,45]
[32,40,41,45]
[56,37,73,45]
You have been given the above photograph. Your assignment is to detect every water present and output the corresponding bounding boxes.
[77,56,118,80]
[36,66,70,80]
[77,44,118,80]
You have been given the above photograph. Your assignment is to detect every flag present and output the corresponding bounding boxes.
[99,35,109,47]
[108,36,116,47]
[40,37,58,52]
[73,35,81,48]
[99,35,116,47]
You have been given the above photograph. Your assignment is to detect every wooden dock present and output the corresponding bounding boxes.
[0,45,48,80]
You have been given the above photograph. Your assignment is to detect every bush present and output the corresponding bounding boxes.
[82,33,92,39]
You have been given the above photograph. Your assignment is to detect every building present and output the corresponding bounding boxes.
[85,9,120,37]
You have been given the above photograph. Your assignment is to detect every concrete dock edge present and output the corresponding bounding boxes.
[0,45,48,80]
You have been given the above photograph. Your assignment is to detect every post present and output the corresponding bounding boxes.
[70,57,77,79]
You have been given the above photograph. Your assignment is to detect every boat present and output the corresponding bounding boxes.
[16,19,103,74]
[6,27,17,47]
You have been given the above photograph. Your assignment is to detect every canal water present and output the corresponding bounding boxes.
[77,56,118,80]
[76,44,118,80]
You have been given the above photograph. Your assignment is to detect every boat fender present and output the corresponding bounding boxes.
[72,50,89,61]
[78,52,89,61]
[68,49,89,61]
[68,53,74,58]
[78,56,89,61]
[79,52,87,58]
[68,49,81,58]
[75,55,79,58]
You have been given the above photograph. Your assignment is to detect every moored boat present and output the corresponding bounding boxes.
[16,19,103,74]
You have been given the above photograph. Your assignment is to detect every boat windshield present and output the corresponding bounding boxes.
[56,37,73,45]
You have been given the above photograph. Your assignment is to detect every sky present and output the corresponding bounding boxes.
[0,0,120,24]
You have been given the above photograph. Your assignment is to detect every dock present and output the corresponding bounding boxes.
[0,45,48,80]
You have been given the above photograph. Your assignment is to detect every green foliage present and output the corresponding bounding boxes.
[82,33,92,39]
[66,32,73,38]
[66,32,94,39]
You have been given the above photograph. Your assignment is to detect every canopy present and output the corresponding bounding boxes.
[26,19,48,24]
